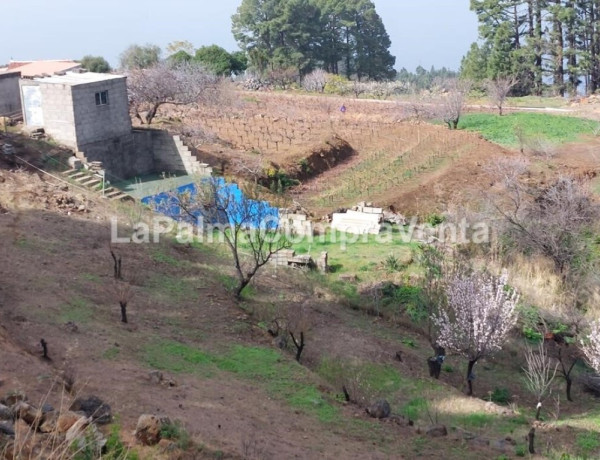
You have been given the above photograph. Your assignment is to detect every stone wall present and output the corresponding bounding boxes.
[0,72,21,116]
[71,78,131,145]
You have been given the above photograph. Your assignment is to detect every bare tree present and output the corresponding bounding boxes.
[439,79,472,129]
[488,173,599,278]
[114,280,134,323]
[127,61,220,124]
[486,77,518,116]
[302,69,328,93]
[433,270,519,395]
[581,320,600,373]
[172,177,291,299]
[523,342,559,420]
[287,303,313,363]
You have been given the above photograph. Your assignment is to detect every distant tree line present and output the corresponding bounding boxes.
[397,66,459,91]
[462,0,600,96]
[118,42,247,77]
[231,0,396,80]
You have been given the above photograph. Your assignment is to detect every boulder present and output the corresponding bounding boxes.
[135,414,167,446]
[366,399,391,419]
[149,370,163,385]
[0,404,11,421]
[70,396,111,424]
[11,401,43,428]
[0,421,14,436]
[426,424,448,437]
[2,391,26,407]
[388,414,412,427]
[57,411,86,433]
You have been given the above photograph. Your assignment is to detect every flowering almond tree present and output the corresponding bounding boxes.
[434,271,519,395]
[582,320,600,373]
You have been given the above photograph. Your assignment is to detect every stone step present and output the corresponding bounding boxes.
[66,171,88,180]
[80,178,101,187]
[104,190,123,199]
[109,193,129,201]
[73,174,95,182]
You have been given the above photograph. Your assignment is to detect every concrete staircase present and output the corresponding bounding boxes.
[62,169,131,201]
[152,131,213,176]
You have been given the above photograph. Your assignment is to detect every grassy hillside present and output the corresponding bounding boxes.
[459,112,597,147]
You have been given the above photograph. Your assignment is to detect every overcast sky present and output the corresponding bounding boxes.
[1,0,479,72]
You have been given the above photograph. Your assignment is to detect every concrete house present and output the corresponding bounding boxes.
[0,71,22,117]
[20,72,131,149]
[19,71,211,181]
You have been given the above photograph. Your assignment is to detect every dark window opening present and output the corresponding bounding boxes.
[95,90,109,106]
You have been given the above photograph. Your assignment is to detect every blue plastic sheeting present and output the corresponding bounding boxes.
[141,178,279,228]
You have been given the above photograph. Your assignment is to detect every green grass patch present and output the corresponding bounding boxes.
[59,298,93,324]
[143,342,339,423]
[151,248,181,267]
[103,346,121,360]
[459,112,596,147]
[147,274,199,302]
[576,431,600,457]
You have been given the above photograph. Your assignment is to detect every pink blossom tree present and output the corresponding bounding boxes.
[581,320,600,373]
[434,271,519,395]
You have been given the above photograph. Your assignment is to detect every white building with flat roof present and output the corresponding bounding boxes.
[20,72,131,148]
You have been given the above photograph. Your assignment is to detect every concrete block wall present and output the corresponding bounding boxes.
[39,83,77,147]
[0,72,21,116]
[151,131,213,176]
[77,131,155,181]
[71,78,131,146]
[331,210,382,235]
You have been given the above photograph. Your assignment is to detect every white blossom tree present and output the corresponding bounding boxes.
[127,61,220,124]
[486,77,518,116]
[302,68,328,93]
[433,271,519,395]
[581,320,600,373]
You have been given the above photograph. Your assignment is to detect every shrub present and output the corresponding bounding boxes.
[490,387,511,405]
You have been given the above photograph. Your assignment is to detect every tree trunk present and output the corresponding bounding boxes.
[553,3,565,97]
[528,427,535,454]
[466,360,476,396]
[120,301,128,323]
[290,331,305,362]
[235,278,250,300]
[566,377,573,402]
[535,401,542,420]
[144,103,160,125]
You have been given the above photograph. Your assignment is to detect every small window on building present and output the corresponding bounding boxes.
[95,90,109,106]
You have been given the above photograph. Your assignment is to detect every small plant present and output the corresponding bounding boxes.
[160,420,191,450]
[401,338,416,348]
[426,213,445,226]
[490,387,511,405]
[515,445,526,457]
[383,254,402,273]
[442,364,454,373]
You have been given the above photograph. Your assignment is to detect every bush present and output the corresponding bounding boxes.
[490,387,511,405]
[324,74,351,95]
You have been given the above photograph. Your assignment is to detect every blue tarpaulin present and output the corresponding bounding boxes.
[142,178,279,228]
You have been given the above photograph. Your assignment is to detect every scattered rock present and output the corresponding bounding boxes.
[0,404,11,420]
[338,274,358,283]
[491,439,510,453]
[274,335,287,349]
[135,414,168,446]
[470,437,490,447]
[426,424,448,437]
[12,401,43,427]
[57,411,86,433]
[39,411,58,433]
[2,391,27,407]
[149,370,164,385]
[366,399,391,419]
[0,421,14,436]
[70,396,111,424]
[388,414,412,427]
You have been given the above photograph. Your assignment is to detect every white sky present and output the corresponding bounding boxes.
[1,0,479,71]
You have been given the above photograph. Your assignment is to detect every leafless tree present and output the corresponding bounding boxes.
[486,77,518,116]
[286,303,313,363]
[581,320,600,373]
[127,61,220,124]
[302,68,328,93]
[172,177,291,299]
[114,280,134,323]
[523,342,559,420]
[439,79,472,129]
[231,155,265,185]
[433,270,519,395]
[487,171,599,278]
